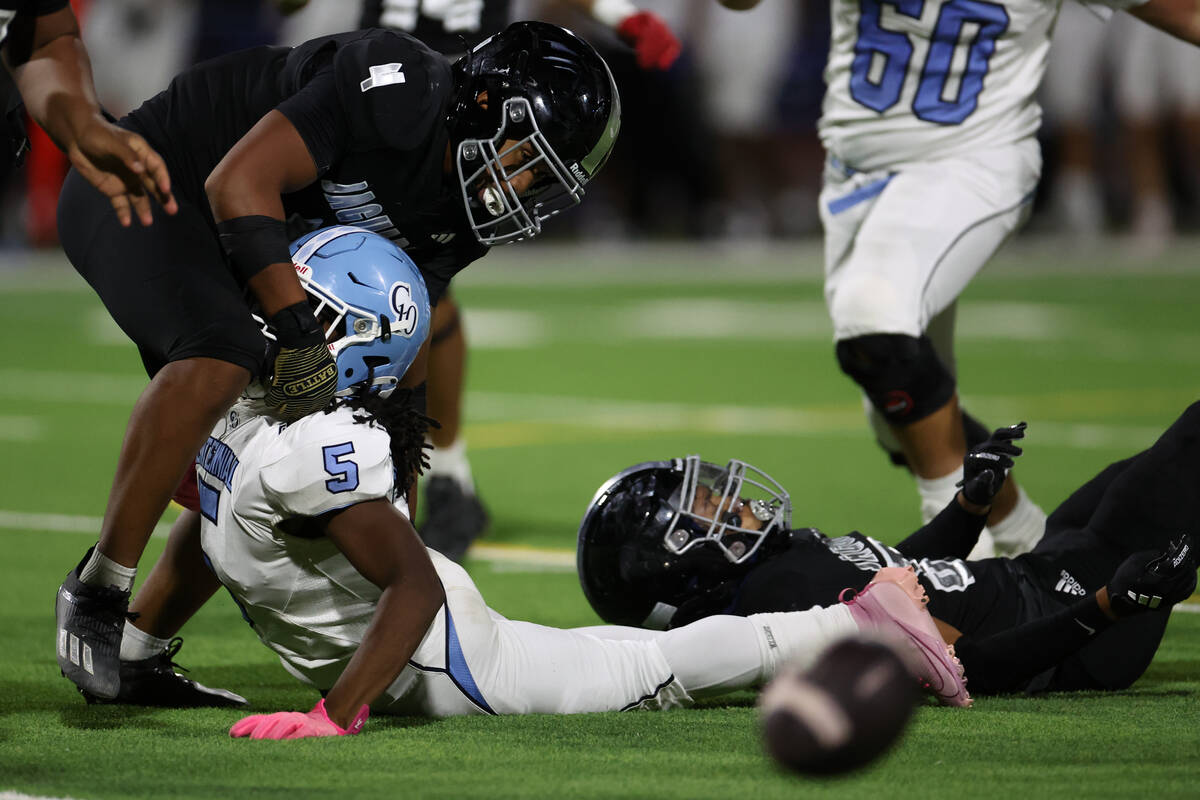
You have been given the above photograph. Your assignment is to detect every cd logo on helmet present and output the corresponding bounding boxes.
[389,282,420,337]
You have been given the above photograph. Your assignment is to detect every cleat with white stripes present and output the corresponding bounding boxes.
[841,566,971,708]
[55,551,129,700]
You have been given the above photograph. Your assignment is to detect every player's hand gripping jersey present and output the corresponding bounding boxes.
[818,0,1149,170]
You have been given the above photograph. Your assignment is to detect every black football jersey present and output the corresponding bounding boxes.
[361,0,511,55]
[123,29,487,301]
[0,0,66,43]
[733,528,1035,640]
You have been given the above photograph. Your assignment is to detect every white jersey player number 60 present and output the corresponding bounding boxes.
[851,0,1009,124]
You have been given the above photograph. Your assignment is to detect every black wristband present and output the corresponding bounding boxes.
[269,301,324,348]
[217,215,292,284]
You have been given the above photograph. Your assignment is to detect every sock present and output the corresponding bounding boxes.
[917,468,996,558]
[425,436,475,493]
[748,607,859,676]
[915,468,963,524]
[987,485,1047,556]
[655,607,858,699]
[119,621,171,661]
[78,548,137,592]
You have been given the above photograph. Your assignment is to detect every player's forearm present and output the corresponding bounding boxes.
[11,33,103,153]
[952,593,1114,694]
[324,576,444,727]
[208,172,304,315]
[895,495,987,561]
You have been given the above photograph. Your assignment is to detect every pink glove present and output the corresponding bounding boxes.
[229,698,369,740]
[616,11,682,71]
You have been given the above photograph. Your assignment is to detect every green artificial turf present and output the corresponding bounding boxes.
[0,240,1197,799]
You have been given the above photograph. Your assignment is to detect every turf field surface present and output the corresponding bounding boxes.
[1,239,1198,799]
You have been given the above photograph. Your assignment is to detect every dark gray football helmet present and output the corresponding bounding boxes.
[577,456,791,629]
[448,21,621,245]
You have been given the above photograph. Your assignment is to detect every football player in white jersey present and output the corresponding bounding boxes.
[753,0,1200,558]
[106,225,969,738]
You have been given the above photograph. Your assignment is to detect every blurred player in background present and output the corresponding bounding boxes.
[128,229,965,739]
[54,21,621,705]
[354,0,681,562]
[578,411,1199,695]
[0,1,175,226]
[723,0,1200,560]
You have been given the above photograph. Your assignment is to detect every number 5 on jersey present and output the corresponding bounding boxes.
[323,443,360,493]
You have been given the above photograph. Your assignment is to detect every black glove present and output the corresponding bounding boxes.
[957,421,1026,506]
[1108,534,1197,617]
[264,301,337,421]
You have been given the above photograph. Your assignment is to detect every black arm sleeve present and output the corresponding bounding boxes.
[952,595,1114,694]
[895,499,987,561]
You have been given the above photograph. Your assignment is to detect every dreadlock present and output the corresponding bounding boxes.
[324,387,440,494]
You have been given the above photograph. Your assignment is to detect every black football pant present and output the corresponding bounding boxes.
[1018,401,1200,690]
[57,168,266,378]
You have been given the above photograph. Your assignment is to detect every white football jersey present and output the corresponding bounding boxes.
[198,400,398,690]
[818,0,1148,170]
[197,400,692,717]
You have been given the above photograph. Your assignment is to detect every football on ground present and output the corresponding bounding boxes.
[759,637,919,776]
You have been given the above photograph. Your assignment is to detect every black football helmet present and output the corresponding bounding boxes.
[448,21,621,245]
[577,456,792,630]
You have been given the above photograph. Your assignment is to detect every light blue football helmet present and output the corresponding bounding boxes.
[282,225,431,398]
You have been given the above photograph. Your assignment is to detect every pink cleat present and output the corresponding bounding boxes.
[841,567,971,708]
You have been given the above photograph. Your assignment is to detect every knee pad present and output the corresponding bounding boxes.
[836,334,955,425]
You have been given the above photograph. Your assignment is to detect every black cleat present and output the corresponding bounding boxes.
[81,637,248,708]
[56,550,129,700]
[418,476,490,563]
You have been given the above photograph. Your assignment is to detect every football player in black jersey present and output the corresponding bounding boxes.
[53,21,621,705]
[0,0,175,224]
[359,0,680,562]
[578,405,1200,695]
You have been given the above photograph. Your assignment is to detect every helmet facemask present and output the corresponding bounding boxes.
[661,456,792,565]
[456,96,584,246]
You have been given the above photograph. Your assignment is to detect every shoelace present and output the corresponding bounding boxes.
[150,637,190,674]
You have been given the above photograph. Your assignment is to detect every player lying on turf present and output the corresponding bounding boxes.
[66,227,967,737]
[577,418,1199,695]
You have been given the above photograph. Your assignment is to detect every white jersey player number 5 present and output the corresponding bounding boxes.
[851,0,1009,124]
